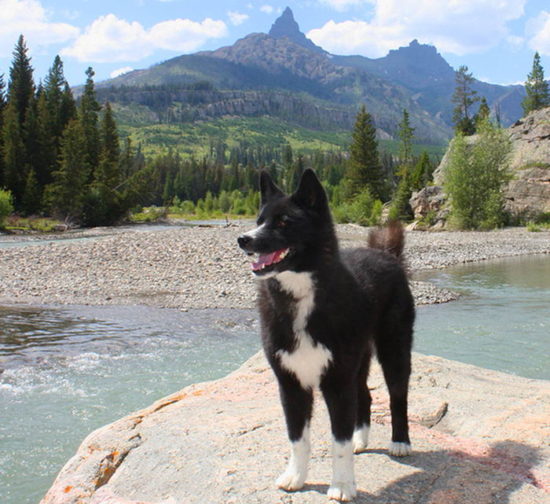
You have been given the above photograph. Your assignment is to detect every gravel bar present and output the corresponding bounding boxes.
[0,222,549,308]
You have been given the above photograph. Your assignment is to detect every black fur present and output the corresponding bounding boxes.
[238,169,415,492]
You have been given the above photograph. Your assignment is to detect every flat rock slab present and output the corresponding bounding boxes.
[41,352,549,504]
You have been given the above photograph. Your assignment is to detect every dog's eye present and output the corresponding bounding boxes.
[276,217,289,228]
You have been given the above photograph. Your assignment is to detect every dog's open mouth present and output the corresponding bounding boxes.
[251,248,290,273]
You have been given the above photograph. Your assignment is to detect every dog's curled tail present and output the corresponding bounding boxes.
[368,220,405,261]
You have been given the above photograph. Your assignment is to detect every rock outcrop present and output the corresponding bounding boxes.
[41,352,549,504]
[505,107,550,218]
[411,107,550,226]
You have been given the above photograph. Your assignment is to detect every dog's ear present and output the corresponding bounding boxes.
[260,171,284,206]
[293,169,328,211]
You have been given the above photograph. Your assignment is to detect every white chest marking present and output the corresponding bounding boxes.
[275,271,333,390]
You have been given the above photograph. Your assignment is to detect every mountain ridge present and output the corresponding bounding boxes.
[103,7,526,144]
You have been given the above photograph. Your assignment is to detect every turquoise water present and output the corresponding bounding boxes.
[415,254,550,380]
[1,254,549,503]
[0,306,260,504]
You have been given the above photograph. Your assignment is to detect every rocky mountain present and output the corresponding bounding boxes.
[103,7,527,144]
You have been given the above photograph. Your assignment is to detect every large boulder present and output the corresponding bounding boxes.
[504,107,550,219]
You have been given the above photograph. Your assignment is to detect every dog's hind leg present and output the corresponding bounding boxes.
[321,376,358,501]
[276,375,314,492]
[377,332,412,456]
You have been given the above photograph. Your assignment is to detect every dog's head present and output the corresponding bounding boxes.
[237,169,334,277]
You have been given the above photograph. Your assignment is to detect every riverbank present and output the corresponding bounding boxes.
[1,223,549,309]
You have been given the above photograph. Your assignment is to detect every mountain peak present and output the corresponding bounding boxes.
[269,7,325,54]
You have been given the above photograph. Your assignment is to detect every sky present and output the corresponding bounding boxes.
[0,0,549,88]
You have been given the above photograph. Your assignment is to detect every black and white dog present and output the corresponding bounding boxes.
[237,169,414,501]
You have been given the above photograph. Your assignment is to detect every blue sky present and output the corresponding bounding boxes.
[0,0,549,87]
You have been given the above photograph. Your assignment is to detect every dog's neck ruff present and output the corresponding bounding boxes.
[274,271,333,390]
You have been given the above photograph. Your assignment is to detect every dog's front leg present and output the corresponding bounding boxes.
[322,379,358,501]
[276,376,314,491]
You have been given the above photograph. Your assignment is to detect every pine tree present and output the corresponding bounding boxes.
[21,97,44,213]
[45,119,90,220]
[2,100,25,203]
[522,52,550,115]
[7,35,35,126]
[451,65,479,135]
[0,74,6,187]
[389,109,416,220]
[397,109,415,168]
[86,102,122,225]
[475,97,491,128]
[3,35,35,206]
[346,105,385,200]
[79,67,101,178]
[21,168,41,215]
[410,151,434,191]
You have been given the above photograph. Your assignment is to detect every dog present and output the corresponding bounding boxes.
[237,169,414,501]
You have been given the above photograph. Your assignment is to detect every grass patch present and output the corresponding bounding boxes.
[4,216,64,233]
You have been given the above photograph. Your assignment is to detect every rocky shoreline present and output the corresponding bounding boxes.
[1,222,549,309]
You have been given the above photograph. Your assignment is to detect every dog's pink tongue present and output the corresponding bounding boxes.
[252,252,277,271]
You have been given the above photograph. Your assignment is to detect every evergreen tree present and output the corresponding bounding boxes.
[410,151,434,191]
[86,102,122,225]
[346,105,385,200]
[21,168,41,215]
[45,119,90,220]
[522,52,550,115]
[7,35,34,126]
[397,109,415,168]
[389,109,416,220]
[2,100,26,203]
[60,82,77,127]
[0,74,6,186]
[475,97,491,128]
[79,67,101,177]
[21,98,44,213]
[451,65,479,135]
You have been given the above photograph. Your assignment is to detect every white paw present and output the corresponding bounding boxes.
[327,481,357,501]
[388,441,412,457]
[352,425,370,453]
[276,469,306,492]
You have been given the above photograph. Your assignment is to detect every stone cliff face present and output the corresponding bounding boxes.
[505,107,550,218]
[412,107,550,224]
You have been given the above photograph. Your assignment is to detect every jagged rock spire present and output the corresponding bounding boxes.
[269,7,325,54]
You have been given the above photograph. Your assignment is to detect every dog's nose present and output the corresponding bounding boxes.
[238,235,252,249]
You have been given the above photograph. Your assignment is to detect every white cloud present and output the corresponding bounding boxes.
[260,5,274,14]
[227,11,249,26]
[308,0,526,57]
[110,66,134,78]
[227,11,250,26]
[0,0,79,57]
[149,18,227,52]
[527,11,550,56]
[319,0,367,11]
[61,14,227,63]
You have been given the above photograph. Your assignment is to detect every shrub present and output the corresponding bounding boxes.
[333,188,382,226]
[0,189,14,228]
[444,119,512,230]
